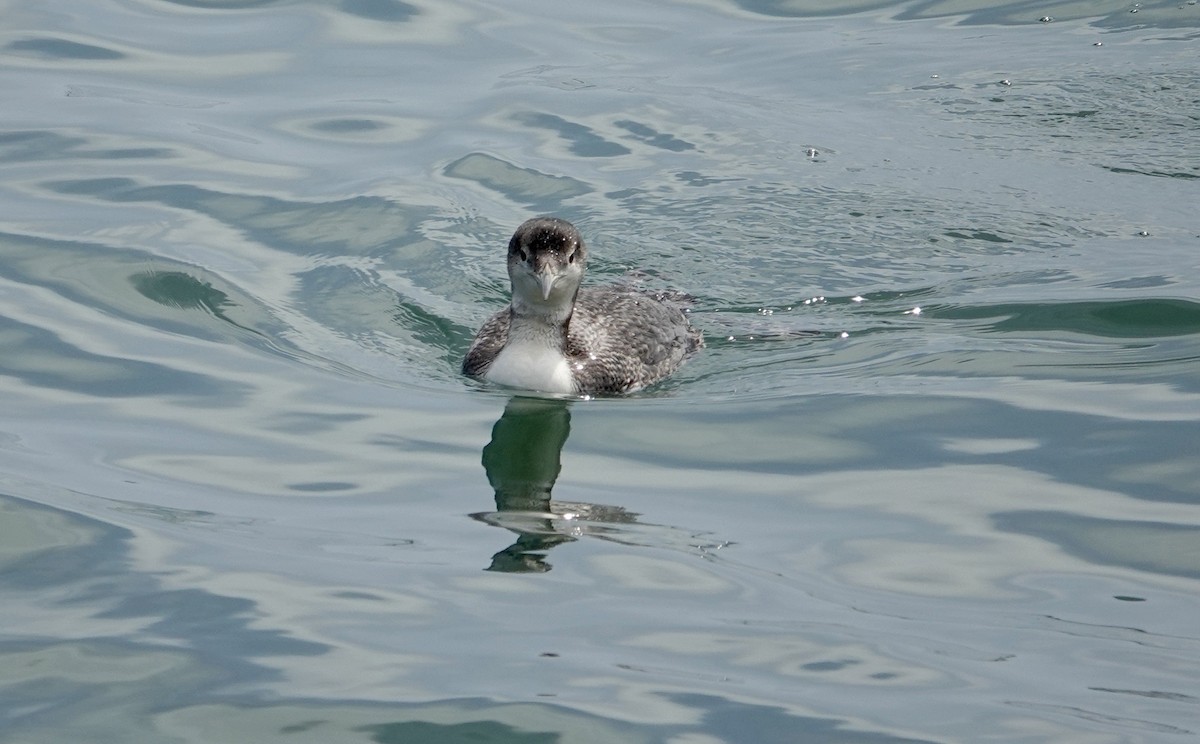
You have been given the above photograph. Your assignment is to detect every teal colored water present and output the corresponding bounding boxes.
[2,0,1199,741]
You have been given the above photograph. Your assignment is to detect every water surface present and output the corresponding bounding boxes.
[2,0,1199,741]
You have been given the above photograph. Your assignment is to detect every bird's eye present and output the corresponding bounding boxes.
[516,248,528,262]
[567,251,576,264]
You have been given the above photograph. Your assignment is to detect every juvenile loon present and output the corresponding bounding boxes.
[462,217,703,395]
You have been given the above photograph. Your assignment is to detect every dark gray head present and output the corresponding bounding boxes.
[507,217,588,310]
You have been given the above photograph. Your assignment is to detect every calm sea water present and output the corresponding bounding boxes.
[3,0,1199,741]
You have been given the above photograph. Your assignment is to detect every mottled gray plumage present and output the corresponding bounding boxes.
[463,217,703,395]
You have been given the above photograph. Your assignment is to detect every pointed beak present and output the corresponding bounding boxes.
[538,271,556,301]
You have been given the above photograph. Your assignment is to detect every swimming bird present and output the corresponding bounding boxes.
[463,217,703,395]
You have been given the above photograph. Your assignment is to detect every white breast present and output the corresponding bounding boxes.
[484,338,576,394]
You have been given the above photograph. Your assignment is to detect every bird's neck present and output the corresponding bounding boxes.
[510,290,575,329]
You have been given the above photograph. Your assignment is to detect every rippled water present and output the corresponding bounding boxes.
[3,0,1199,741]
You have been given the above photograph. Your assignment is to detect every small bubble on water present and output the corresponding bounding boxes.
[905,306,922,315]
[851,295,865,303]
[805,147,819,158]
[757,307,774,315]
[1137,230,1150,236]
[1093,41,1103,46]
[999,79,1012,86]
[1130,7,1139,12]
[1039,15,1054,22]
[930,73,940,78]
[840,331,850,338]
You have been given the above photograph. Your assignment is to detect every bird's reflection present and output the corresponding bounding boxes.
[471,396,638,572]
